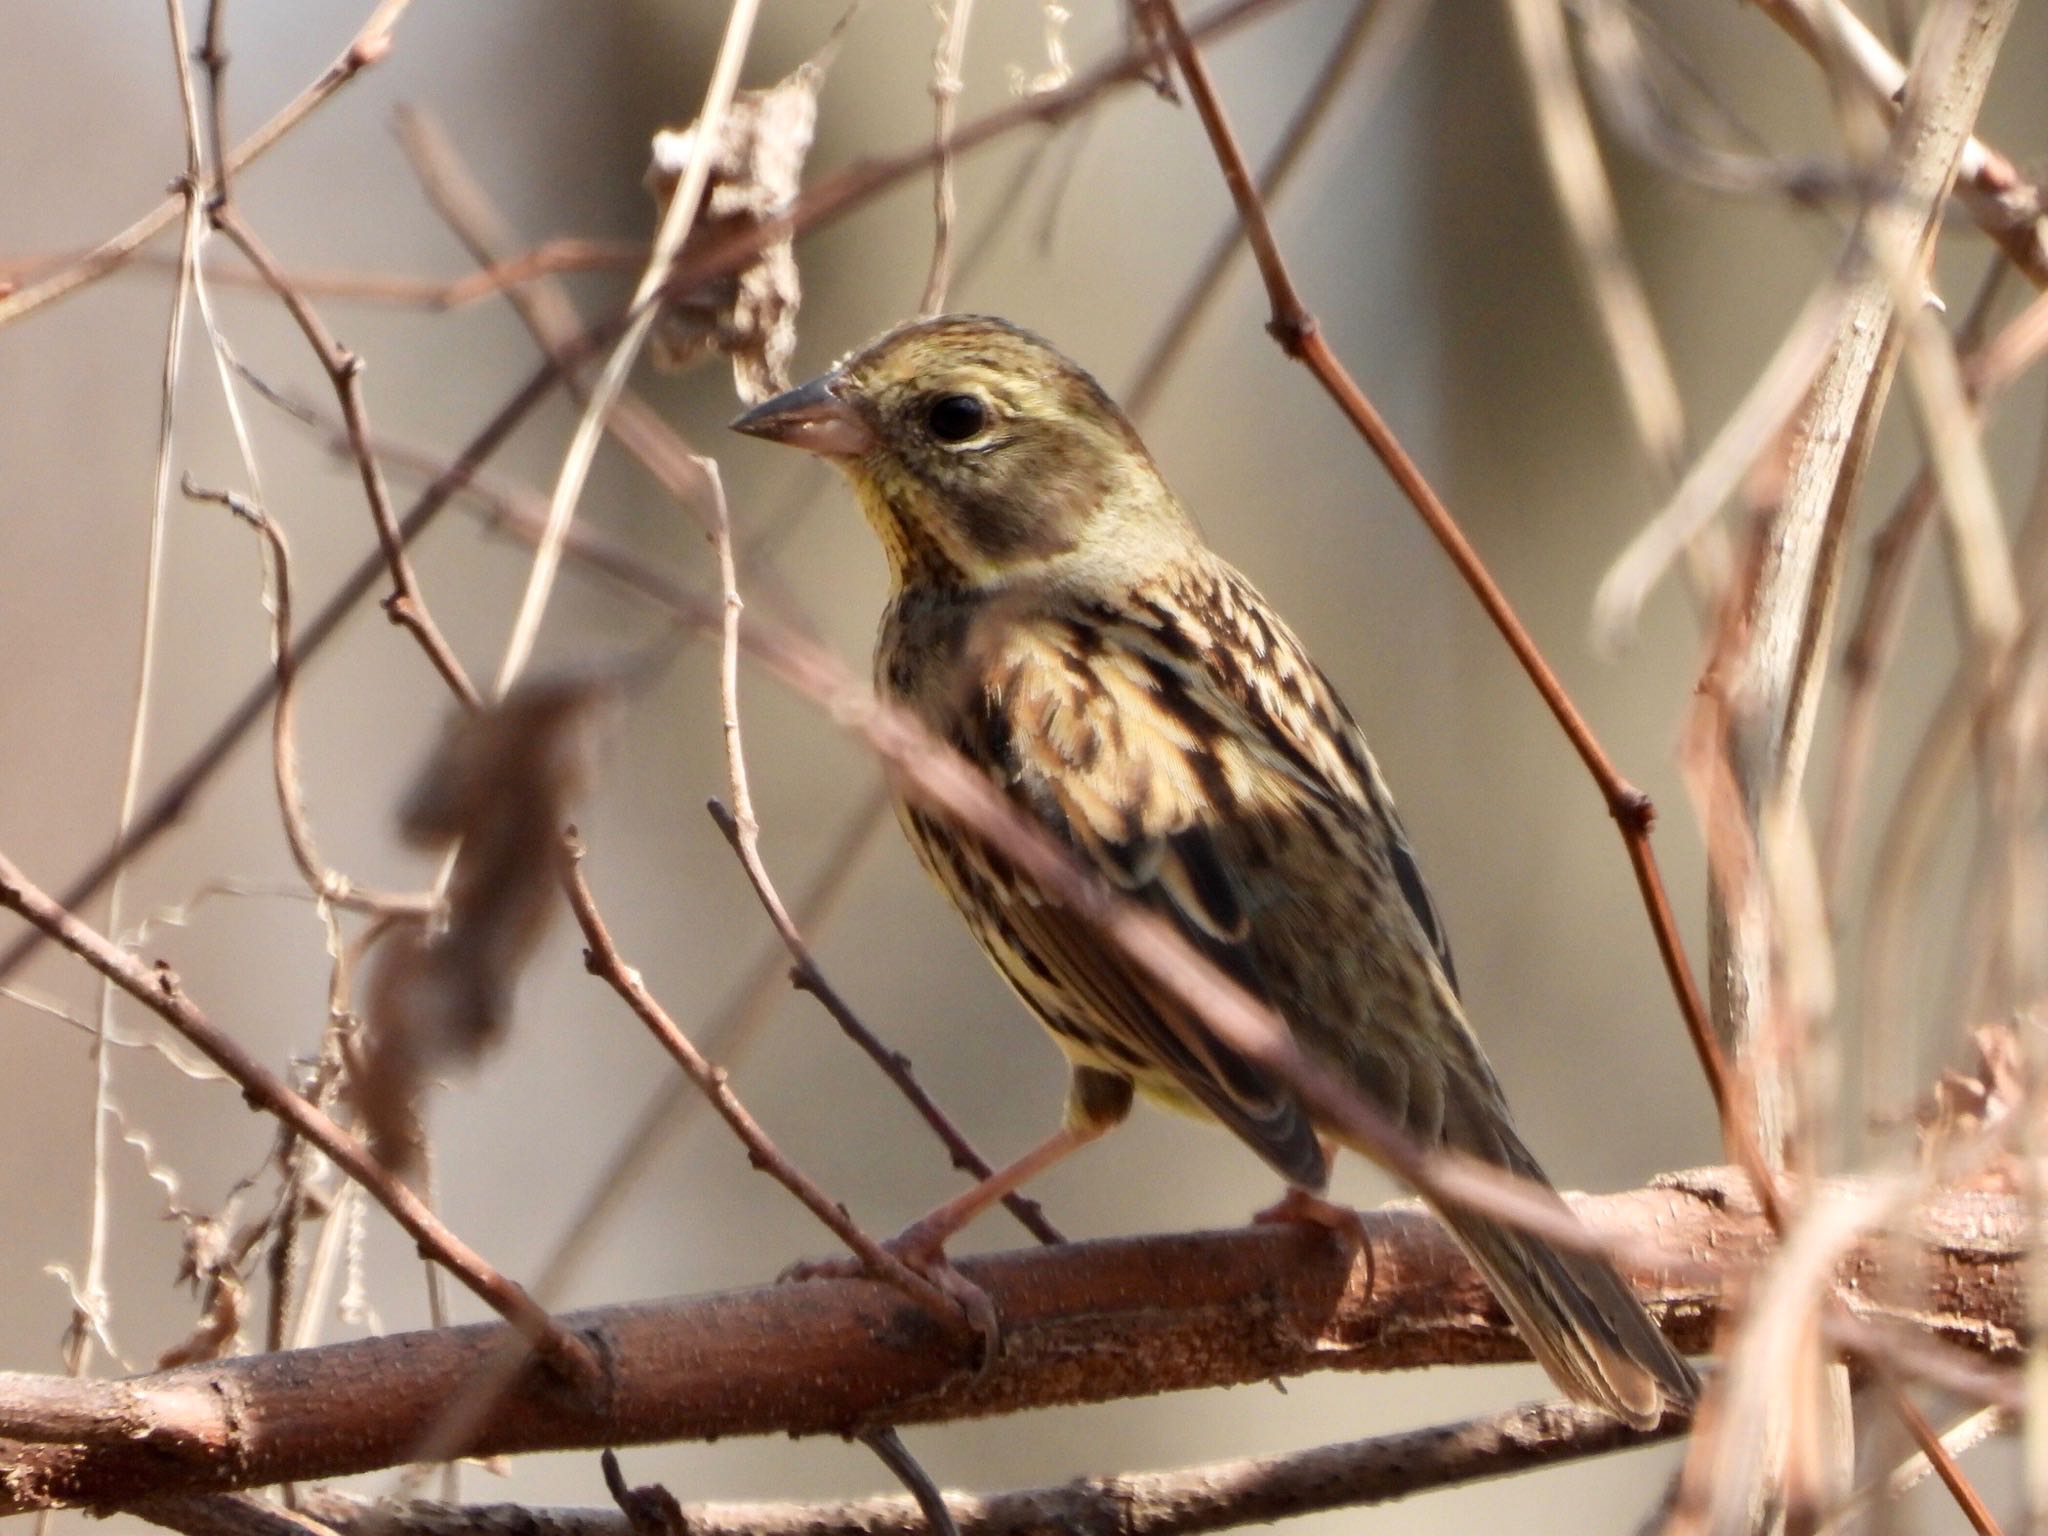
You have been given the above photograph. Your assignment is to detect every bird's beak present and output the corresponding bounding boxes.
[728,373,876,459]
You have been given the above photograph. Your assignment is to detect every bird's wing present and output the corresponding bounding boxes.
[959,609,1331,1189]
[1137,566,1460,997]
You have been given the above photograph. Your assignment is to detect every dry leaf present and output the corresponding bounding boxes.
[157,1207,266,1367]
[1916,1020,2025,1192]
[354,678,612,1174]
[647,67,820,404]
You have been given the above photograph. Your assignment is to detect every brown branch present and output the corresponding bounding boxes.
[206,202,479,707]
[4,1170,2026,1515]
[0,0,416,328]
[708,803,1065,1248]
[1123,0,1416,420]
[0,238,649,309]
[297,1398,1678,1536]
[0,843,593,1381]
[562,856,957,1322]
[1132,0,1729,1137]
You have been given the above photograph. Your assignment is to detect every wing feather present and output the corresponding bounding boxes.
[969,618,1328,1189]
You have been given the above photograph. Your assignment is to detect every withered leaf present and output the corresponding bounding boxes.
[354,678,612,1175]
[647,66,820,404]
[1916,1020,2025,1192]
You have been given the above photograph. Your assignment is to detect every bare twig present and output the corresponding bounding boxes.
[55,0,213,1386]
[857,1430,959,1536]
[563,856,956,1321]
[1821,256,2011,899]
[206,203,479,706]
[1506,0,1686,486]
[0,845,591,1377]
[0,0,416,328]
[1123,0,1421,420]
[707,802,1065,1248]
[0,239,648,309]
[490,0,761,697]
[182,481,434,915]
[1741,0,2048,287]
[918,0,975,315]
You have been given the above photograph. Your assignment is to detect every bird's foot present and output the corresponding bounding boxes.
[1254,1187,1371,1262]
[780,1221,1002,1369]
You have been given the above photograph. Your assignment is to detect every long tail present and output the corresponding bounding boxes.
[1431,1123,1697,1429]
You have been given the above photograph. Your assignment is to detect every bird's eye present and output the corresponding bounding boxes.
[925,393,986,443]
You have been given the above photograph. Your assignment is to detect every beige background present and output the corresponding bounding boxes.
[4,2,2043,1529]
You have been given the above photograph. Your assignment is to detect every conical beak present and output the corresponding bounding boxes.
[729,373,876,459]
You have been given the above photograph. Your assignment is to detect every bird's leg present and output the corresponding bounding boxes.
[784,1070,1131,1359]
[882,1066,1128,1290]
[890,1120,1101,1265]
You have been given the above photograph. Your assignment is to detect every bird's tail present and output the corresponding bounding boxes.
[1430,1127,1697,1429]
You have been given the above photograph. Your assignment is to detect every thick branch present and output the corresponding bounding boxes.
[3,1170,2025,1514]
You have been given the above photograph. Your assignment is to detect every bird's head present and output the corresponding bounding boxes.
[730,315,1193,591]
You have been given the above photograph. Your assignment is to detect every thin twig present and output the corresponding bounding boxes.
[1123,0,1420,420]
[0,0,416,329]
[182,480,434,916]
[0,846,593,1378]
[1504,0,1689,494]
[917,0,975,315]
[528,790,906,1302]
[704,801,1064,1247]
[857,1430,959,1536]
[563,856,957,1321]
[54,0,215,1390]
[1821,255,2010,900]
[287,1399,1672,1536]
[206,203,479,707]
[490,0,761,697]
[1741,0,2048,288]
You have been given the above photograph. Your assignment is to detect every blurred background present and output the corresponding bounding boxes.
[3,1,2044,1529]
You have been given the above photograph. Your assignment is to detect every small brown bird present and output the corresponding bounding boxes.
[732,315,1695,1427]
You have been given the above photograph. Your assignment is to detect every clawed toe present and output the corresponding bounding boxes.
[781,1228,1003,1369]
[777,1252,865,1285]
[1255,1187,1370,1248]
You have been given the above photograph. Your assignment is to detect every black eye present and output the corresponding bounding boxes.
[926,393,986,443]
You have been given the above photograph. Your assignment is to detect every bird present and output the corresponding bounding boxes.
[730,313,1696,1428]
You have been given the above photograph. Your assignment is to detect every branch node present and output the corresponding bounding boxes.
[1613,786,1657,835]
[1266,307,1319,357]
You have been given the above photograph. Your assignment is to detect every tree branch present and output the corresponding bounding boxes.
[2,1169,2025,1514]
[290,1398,1679,1536]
